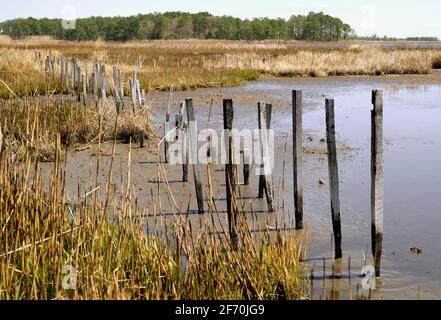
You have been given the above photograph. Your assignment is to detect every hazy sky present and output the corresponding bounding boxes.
[1,0,441,38]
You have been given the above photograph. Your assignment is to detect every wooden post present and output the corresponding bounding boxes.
[223,99,238,248]
[71,58,76,91]
[82,74,86,97]
[101,65,107,96]
[182,121,189,183]
[325,98,343,259]
[85,60,89,90]
[65,61,69,92]
[114,88,122,114]
[139,130,145,148]
[371,90,384,277]
[177,102,188,182]
[164,87,173,163]
[77,66,81,95]
[113,65,118,93]
[83,67,87,94]
[242,149,250,185]
[92,64,98,96]
[257,102,274,212]
[130,77,136,112]
[118,69,124,98]
[141,89,146,106]
[186,98,204,214]
[136,79,142,106]
[293,90,304,230]
[60,57,65,83]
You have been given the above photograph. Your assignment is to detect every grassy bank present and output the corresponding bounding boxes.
[1,37,441,98]
[0,96,156,161]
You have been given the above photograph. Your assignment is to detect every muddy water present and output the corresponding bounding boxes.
[43,75,441,299]
[146,77,441,299]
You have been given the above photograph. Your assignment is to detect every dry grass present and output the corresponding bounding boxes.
[432,54,441,69]
[0,96,156,161]
[0,106,308,299]
[2,39,441,98]
[0,48,61,97]
[221,46,437,76]
[0,35,12,45]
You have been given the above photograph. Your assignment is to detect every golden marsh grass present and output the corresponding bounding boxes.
[1,38,441,98]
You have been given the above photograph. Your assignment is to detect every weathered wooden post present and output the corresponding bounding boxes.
[114,88,122,114]
[186,98,204,214]
[257,102,274,212]
[83,67,87,94]
[325,98,343,259]
[65,61,69,91]
[100,65,107,97]
[293,90,304,230]
[60,57,65,83]
[371,90,384,277]
[71,58,76,91]
[141,89,146,106]
[92,64,98,96]
[224,99,238,248]
[164,87,173,163]
[118,69,124,98]
[82,73,86,97]
[177,102,188,182]
[85,60,89,90]
[136,79,142,106]
[183,122,189,182]
[139,130,145,148]
[242,149,250,185]
[113,65,118,92]
[76,66,81,97]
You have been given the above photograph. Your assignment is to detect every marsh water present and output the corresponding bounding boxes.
[147,76,441,299]
[47,75,441,299]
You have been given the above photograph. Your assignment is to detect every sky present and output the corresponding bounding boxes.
[1,0,440,39]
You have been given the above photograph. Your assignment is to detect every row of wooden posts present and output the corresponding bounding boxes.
[34,51,146,111]
[34,50,262,78]
[165,90,384,277]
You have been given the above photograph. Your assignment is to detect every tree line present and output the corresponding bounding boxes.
[0,11,355,41]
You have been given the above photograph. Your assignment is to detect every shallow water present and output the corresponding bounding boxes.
[40,75,441,299]
[223,78,441,299]
[147,77,441,299]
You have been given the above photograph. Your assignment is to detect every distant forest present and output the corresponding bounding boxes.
[0,11,356,41]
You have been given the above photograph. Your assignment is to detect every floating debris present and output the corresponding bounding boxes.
[409,247,423,255]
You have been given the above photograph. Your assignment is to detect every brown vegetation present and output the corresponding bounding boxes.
[2,38,441,98]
